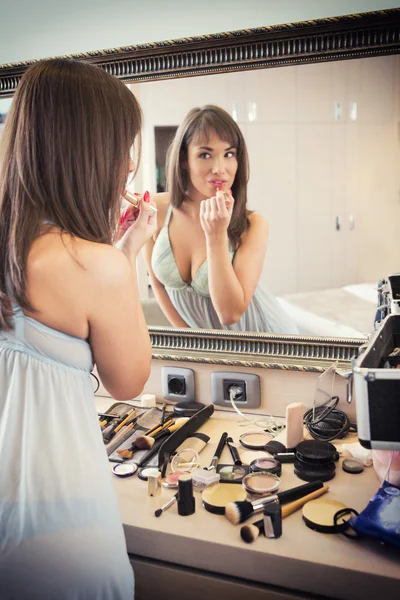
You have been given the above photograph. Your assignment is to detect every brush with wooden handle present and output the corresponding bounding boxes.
[116,418,177,459]
[112,409,137,435]
[107,417,172,457]
[240,485,329,543]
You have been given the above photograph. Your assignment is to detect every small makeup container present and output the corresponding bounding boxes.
[192,469,220,492]
[162,471,185,489]
[138,467,161,482]
[242,472,281,498]
[177,474,195,516]
[171,449,200,474]
[294,440,338,483]
[250,455,282,477]
[148,470,161,497]
[216,465,249,484]
[263,502,282,539]
[112,463,137,479]
[239,430,273,450]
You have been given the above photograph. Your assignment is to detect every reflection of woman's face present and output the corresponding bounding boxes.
[186,129,238,199]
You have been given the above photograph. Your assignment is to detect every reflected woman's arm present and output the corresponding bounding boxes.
[202,191,269,325]
[143,237,190,328]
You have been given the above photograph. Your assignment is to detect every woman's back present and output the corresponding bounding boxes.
[0,234,135,598]
[0,56,157,599]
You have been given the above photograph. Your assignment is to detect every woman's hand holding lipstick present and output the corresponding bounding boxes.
[117,190,157,257]
[199,188,234,239]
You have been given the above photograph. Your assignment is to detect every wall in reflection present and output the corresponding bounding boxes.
[130,55,400,337]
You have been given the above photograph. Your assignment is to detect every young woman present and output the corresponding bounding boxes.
[0,58,156,598]
[144,105,298,333]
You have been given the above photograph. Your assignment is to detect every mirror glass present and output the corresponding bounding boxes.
[130,54,399,338]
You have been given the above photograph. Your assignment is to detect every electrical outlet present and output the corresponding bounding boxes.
[211,372,261,408]
[161,366,195,402]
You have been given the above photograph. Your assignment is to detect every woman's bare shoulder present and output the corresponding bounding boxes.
[246,211,269,237]
[29,232,130,292]
[25,232,131,338]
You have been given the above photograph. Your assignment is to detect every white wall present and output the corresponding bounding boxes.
[0,0,398,65]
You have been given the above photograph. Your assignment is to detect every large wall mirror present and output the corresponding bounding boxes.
[1,9,399,369]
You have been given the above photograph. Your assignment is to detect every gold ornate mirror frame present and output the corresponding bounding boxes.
[1,9,399,370]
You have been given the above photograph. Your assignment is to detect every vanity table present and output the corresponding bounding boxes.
[96,397,400,600]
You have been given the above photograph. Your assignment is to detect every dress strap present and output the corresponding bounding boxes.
[164,204,173,226]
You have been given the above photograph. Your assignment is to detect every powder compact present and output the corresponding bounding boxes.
[162,471,185,489]
[239,430,273,450]
[138,467,162,482]
[250,455,282,477]
[242,472,281,497]
[294,440,338,483]
[112,463,137,478]
[202,483,247,515]
[216,464,250,484]
[302,498,352,533]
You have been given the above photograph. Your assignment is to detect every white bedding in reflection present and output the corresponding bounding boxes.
[143,283,378,338]
[277,283,377,338]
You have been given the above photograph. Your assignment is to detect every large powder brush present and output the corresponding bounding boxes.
[225,480,324,525]
[240,485,329,543]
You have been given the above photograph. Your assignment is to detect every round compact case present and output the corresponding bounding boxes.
[294,440,338,482]
[239,430,273,450]
[242,472,281,498]
[250,455,282,477]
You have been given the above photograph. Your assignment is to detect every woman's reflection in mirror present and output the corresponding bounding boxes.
[143,105,298,333]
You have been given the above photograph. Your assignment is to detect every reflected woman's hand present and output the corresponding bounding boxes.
[199,189,234,240]
[116,191,157,258]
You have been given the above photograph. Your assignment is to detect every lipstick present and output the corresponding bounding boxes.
[122,190,157,217]
[216,187,231,209]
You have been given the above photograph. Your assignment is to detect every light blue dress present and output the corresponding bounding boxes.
[152,205,299,334]
[0,299,134,599]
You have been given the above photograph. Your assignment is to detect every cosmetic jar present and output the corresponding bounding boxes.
[171,448,200,474]
[250,456,282,477]
[294,440,338,482]
[216,465,249,484]
[192,469,220,492]
[112,463,137,478]
[148,470,161,497]
[242,472,281,498]
[239,430,273,450]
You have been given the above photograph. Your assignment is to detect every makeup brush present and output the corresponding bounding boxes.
[225,480,324,525]
[116,418,178,459]
[240,485,329,543]
[105,423,136,456]
[97,412,119,419]
[103,417,123,443]
[154,493,179,518]
[206,431,229,471]
[113,409,137,434]
[160,402,167,424]
[226,437,242,465]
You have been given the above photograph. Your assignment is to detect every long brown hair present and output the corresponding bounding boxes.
[0,58,142,330]
[166,105,250,249]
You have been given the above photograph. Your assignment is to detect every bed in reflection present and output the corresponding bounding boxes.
[142,283,377,339]
[277,283,376,338]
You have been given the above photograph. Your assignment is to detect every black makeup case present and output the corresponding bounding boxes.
[353,313,400,450]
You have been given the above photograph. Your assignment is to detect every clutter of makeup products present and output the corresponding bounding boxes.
[97,397,390,547]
